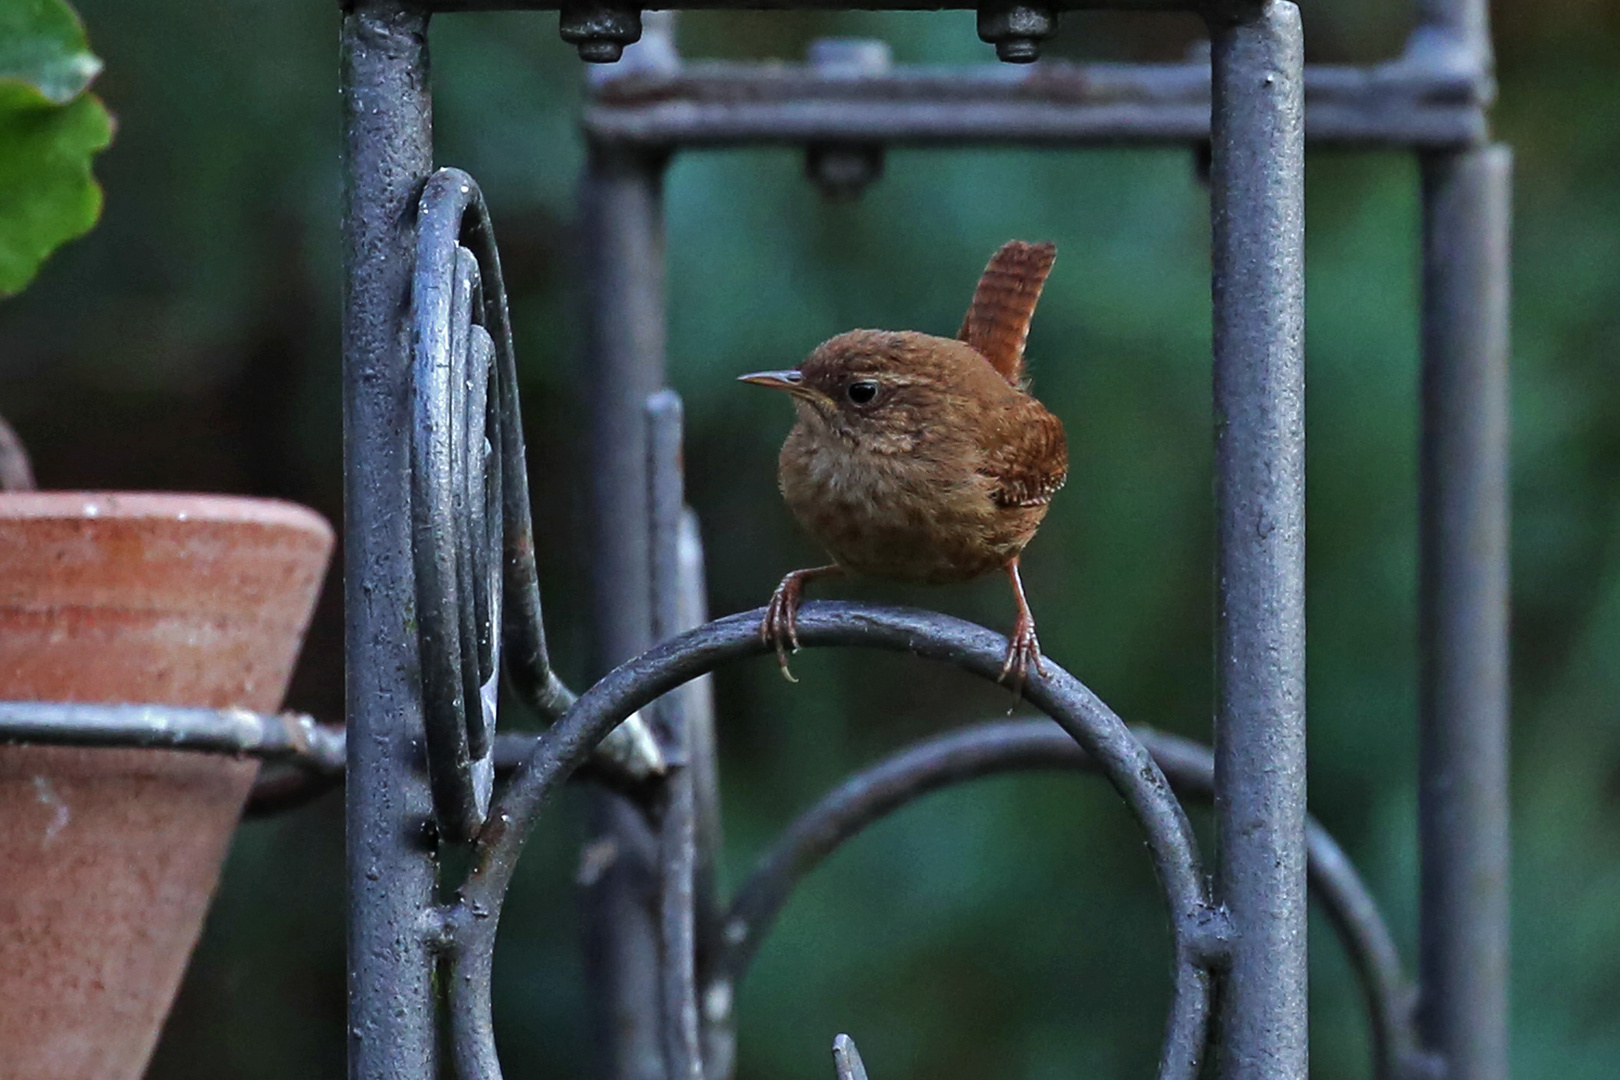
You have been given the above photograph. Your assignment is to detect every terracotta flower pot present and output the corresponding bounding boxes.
[0,492,333,1080]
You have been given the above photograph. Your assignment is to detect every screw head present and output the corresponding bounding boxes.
[976,3,1056,65]
[559,3,643,65]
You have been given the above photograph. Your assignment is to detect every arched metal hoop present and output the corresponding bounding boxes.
[713,720,1426,1080]
[445,602,1224,1080]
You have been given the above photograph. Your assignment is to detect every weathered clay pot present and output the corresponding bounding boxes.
[0,492,333,1080]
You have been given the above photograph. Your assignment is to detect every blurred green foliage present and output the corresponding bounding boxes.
[0,0,111,295]
[0,2,1617,1080]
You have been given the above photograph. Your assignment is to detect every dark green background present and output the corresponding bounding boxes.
[1,2,1616,1078]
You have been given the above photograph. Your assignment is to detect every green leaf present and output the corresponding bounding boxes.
[0,0,110,296]
[0,0,102,104]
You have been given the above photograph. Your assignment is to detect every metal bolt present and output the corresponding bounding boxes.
[559,2,643,64]
[802,38,891,199]
[804,143,886,200]
[976,3,1056,64]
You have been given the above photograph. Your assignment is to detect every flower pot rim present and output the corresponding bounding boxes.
[0,491,333,541]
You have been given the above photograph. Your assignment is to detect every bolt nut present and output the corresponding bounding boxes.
[976,3,1056,64]
[805,142,885,200]
[560,3,643,64]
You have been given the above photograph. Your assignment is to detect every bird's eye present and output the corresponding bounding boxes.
[847,380,878,405]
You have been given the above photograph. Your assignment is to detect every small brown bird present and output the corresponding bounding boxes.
[740,240,1068,686]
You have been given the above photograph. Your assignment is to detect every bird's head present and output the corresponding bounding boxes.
[739,329,1001,453]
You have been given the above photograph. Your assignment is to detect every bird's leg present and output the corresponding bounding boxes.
[762,565,845,682]
[999,555,1046,692]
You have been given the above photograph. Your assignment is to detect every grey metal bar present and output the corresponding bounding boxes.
[428,0,1189,11]
[1417,144,1511,1080]
[1415,0,1493,64]
[581,141,673,1080]
[648,391,705,1080]
[832,1036,870,1080]
[676,507,731,1080]
[0,701,345,770]
[584,59,1484,150]
[585,143,668,675]
[341,4,438,1080]
[1206,4,1307,1080]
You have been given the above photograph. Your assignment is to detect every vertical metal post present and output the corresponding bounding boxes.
[1418,145,1511,1080]
[1414,0,1494,63]
[682,504,730,1080]
[584,143,669,670]
[341,5,437,1080]
[581,142,672,1080]
[1206,4,1307,1080]
[649,391,705,1080]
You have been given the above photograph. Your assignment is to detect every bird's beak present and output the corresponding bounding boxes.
[738,369,805,395]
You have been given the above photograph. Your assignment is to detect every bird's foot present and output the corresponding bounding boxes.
[761,574,807,683]
[998,617,1046,696]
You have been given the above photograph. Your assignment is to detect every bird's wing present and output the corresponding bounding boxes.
[984,404,1068,509]
[958,240,1058,388]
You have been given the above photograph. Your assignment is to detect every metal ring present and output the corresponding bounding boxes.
[446,603,1220,1080]
[711,719,1422,1080]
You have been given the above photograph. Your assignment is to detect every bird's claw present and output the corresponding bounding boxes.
[998,620,1045,696]
[761,578,804,683]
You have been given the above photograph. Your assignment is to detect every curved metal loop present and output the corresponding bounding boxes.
[447,603,1220,1080]
[411,167,665,840]
[413,169,507,839]
[713,719,1423,1080]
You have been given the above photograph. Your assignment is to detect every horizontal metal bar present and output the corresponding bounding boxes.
[429,0,1190,12]
[0,699,664,790]
[583,58,1485,149]
[0,700,346,771]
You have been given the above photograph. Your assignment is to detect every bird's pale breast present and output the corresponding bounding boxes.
[778,421,1047,584]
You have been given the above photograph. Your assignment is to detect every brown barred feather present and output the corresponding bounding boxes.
[985,404,1068,510]
[958,240,1058,387]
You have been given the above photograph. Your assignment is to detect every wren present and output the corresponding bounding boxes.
[740,240,1067,687]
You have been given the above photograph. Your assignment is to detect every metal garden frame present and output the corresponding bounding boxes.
[0,1,1507,1079]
